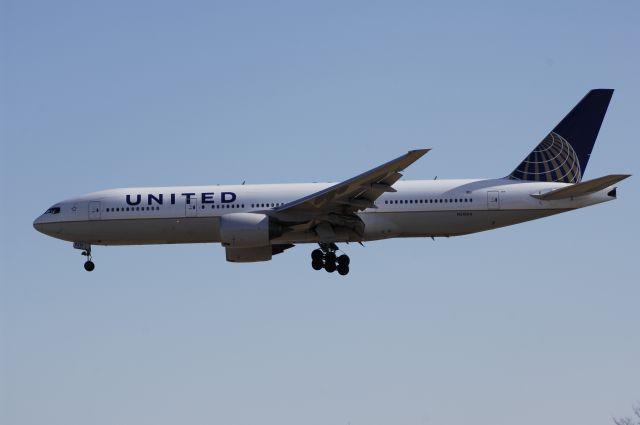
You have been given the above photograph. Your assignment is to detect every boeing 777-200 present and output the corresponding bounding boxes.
[34,89,630,275]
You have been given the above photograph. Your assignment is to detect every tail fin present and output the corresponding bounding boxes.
[508,89,614,183]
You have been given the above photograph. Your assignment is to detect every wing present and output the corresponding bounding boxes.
[273,149,429,226]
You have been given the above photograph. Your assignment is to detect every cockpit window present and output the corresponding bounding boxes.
[46,207,61,214]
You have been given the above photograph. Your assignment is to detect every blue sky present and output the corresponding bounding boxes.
[1,1,639,424]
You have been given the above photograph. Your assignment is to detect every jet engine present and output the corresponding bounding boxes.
[219,213,283,248]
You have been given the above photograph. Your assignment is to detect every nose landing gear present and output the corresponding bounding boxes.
[311,243,350,276]
[74,242,95,272]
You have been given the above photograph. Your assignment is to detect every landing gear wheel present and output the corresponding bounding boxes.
[324,261,337,273]
[311,249,324,261]
[84,261,95,272]
[310,243,352,275]
[325,251,336,264]
[311,259,324,270]
[337,254,350,267]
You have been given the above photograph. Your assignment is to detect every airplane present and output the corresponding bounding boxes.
[33,89,630,275]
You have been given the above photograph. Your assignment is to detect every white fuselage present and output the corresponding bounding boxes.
[33,178,615,246]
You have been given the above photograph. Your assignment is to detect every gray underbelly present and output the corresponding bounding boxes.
[51,217,220,245]
[48,209,570,246]
[360,209,569,239]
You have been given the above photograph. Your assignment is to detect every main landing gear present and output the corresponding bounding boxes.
[74,242,95,272]
[311,243,350,276]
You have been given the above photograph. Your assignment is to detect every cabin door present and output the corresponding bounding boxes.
[88,201,101,220]
[487,191,501,210]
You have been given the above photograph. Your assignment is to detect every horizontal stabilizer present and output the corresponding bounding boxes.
[531,174,631,200]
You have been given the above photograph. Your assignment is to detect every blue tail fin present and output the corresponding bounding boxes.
[508,89,614,183]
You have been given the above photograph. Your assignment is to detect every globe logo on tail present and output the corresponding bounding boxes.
[509,132,582,183]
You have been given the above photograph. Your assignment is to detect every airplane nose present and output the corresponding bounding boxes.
[33,213,65,237]
[33,215,45,233]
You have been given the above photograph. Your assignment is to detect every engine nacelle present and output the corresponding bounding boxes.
[219,213,282,248]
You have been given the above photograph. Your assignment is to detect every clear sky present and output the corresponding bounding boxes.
[1,1,639,424]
